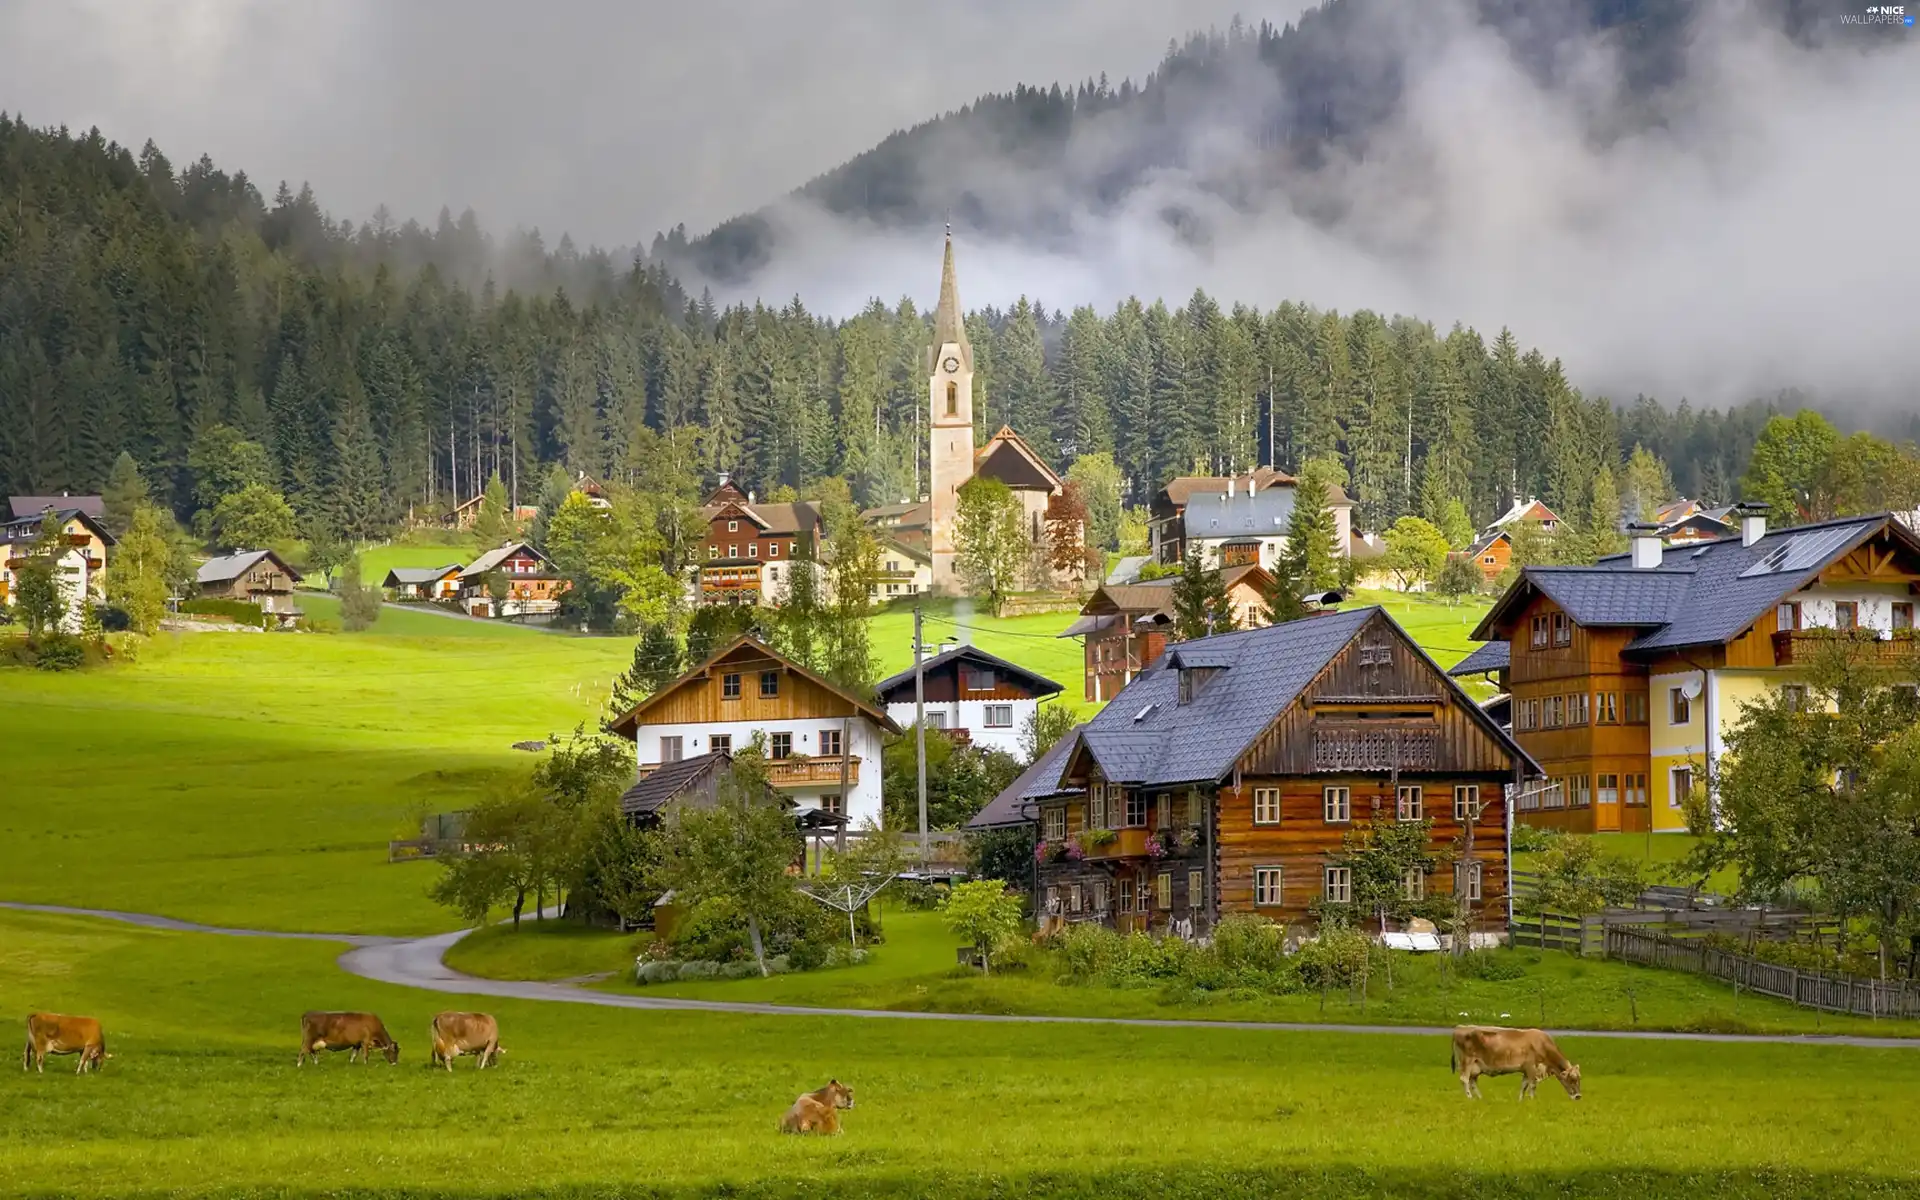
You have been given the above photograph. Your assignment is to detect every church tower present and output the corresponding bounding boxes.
[927,233,975,593]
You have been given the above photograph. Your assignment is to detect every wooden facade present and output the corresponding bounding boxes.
[1035,610,1526,933]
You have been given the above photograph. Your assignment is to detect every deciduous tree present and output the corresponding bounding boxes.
[658,761,800,976]
[1383,515,1450,590]
[210,482,296,550]
[954,476,1025,612]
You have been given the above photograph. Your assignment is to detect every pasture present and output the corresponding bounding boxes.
[6,906,1920,1199]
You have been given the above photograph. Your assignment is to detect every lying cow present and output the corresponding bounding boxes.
[778,1079,855,1134]
[296,1011,399,1066]
[1452,1025,1581,1100]
[429,1012,503,1070]
[23,1013,110,1074]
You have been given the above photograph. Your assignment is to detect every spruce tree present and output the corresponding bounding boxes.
[474,471,511,545]
[1287,458,1344,590]
[101,452,150,538]
[1172,547,1233,641]
[1261,547,1310,625]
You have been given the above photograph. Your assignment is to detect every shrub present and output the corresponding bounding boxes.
[787,939,827,972]
[31,636,85,672]
[1459,950,1527,981]
[1510,824,1562,854]
[720,961,758,980]
[675,961,722,981]
[1295,926,1372,989]
[635,960,684,984]
[179,598,268,628]
[895,880,945,911]
[1212,914,1288,974]
[668,898,751,963]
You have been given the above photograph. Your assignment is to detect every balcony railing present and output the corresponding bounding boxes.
[1085,828,1151,860]
[638,754,860,788]
[1773,629,1920,668]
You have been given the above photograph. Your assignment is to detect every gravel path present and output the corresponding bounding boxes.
[10,901,1920,1049]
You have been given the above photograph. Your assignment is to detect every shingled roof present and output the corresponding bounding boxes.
[1473,513,1920,655]
[1447,639,1511,678]
[872,643,1063,702]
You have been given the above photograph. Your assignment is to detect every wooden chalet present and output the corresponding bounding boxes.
[1469,508,1920,834]
[695,478,823,608]
[382,564,463,600]
[999,607,1536,935]
[195,549,303,624]
[1061,564,1273,701]
[607,635,901,826]
[457,541,565,617]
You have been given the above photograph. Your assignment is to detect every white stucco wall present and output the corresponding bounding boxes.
[634,715,889,827]
[1791,584,1915,633]
[884,697,1035,758]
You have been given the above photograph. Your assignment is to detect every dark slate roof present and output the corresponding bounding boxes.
[1079,608,1376,787]
[1474,514,1914,655]
[618,752,729,817]
[1183,488,1296,541]
[1,507,115,547]
[10,494,104,520]
[873,643,1063,701]
[967,728,1083,830]
[1448,639,1511,677]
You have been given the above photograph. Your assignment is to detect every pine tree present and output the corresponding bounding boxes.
[1172,546,1234,641]
[1287,458,1344,590]
[475,471,511,545]
[1261,548,1310,625]
[328,390,387,543]
[101,452,150,538]
[530,463,576,552]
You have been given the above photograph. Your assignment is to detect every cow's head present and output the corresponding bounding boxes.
[1558,1063,1582,1099]
[383,1040,401,1065]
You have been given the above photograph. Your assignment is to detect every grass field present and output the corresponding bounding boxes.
[445,904,1916,1039]
[8,905,1920,1199]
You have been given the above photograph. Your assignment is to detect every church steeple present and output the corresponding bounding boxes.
[930,231,972,372]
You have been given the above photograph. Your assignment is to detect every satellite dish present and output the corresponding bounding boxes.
[1681,677,1703,700]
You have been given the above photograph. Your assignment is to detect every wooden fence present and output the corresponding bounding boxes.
[1509,905,1841,953]
[1605,926,1920,1020]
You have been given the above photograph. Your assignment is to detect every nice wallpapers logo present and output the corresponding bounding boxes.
[1849,5,1915,23]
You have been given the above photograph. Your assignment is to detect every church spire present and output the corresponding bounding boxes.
[931,231,972,371]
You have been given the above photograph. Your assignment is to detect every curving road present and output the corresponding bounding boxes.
[8,900,1920,1048]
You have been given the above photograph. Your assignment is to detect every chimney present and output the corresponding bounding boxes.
[1248,475,1258,497]
[748,490,757,504]
[1627,522,1663,569]
[1739,502,1769,547]
[1228,477,1237,498]
[717,470,730,489]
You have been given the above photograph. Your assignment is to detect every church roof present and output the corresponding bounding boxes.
[928,234,973,373]
[975,426,1062,493]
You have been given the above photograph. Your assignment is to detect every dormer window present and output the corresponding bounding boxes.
[1177,666,1222,705]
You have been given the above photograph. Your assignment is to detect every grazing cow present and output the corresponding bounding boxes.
[778,1080,855,1134]
[296,1011,399,1066]
[22,1014,109,1075]
[429,1012,503,1071]
[1451,1025,1581,1100]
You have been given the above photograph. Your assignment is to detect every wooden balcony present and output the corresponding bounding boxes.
[765,755,861,788]
[1772,629,1919,668]
[1085,827,1151,860]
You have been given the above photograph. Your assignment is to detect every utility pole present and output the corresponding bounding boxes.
[914,604,929,871]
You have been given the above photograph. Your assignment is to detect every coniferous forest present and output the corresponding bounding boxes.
[0,111,1905,552]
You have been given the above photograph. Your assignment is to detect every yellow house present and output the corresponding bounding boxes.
[871,537,932,602]
[1466,507,1920,833]
[0,504,115,631]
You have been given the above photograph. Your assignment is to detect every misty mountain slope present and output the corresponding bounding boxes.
[674,0,1838,284]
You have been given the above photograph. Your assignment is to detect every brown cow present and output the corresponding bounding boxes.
[429,1012,503,1071]
[296,1012,399,1066]
[778,1080,855,1134]
[1452,1025,1581,1100]
[23,1014,109,1075]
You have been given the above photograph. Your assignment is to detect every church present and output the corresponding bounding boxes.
[864,235,1085,595]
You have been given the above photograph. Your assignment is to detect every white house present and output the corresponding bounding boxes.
[872,643,1065,759]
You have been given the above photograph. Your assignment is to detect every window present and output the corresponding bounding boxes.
[1323,786,1351,823]
[1543,777,1565,809]
[769,542,779,558]
[1155,793,1171,828]
[820,794,843,817]
[1516,698,1537,732]
[760,670,780,698]
[769,733,793,759]
[748,542,759,558]
[722,672,742,700]
[1595,692,1618,724]
[1597,774,1619,808]
[1895,602,1914,631]
[1253,787,1281,826]
[659,735,683,764]
[946,381,958,416]
[1552,613,1572,647]
[1254,867,1283,907]
[1068,884,1083,913]
[1624,691,1648,724]
[1124,791,1148,827]
[789,542,798,556]
[1484,555,1497,566]
[1780,684,1808,711]
[1089,784,1109,830]
[819,728,843,756]
[1670,687,1691,725]
[963,667,996,692]
[1188,869,1205,909]
[1186,790,1205,827]
[727,519,738,532]
[729,544,739,558]
[710,734,732,756]
[1835,601,1858,631]
[1544,696,1564,728]
[1402,867,1425,901]
[1456,861,1483,902]
[1454,784,1479,821]
[1530,615,1549,649]
[984,704,1013,728]
[1091,881,1110,913]
[1625,774,1648,807]
[1570,775,1591,808]
[926,711,948,729]
[1396,785,1423,821]
[1045,806,1067,842]
[1777,602,1801,632]
[1571,692,1589,725]
[1156,872,1173,910]
[1324,866,1352,904]
[1670,766,1693,809]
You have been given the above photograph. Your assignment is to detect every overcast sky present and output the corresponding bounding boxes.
[0,0,1265,245]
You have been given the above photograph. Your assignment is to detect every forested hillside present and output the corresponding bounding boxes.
[0,112,1899,551]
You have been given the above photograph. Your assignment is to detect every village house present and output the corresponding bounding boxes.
[1061,564,1273,701]
[693,477,826,608]
[872,643,1064,757]
[1459,496,1569,583]
[1650,499,1735,545]
[457,541,566,618]
[0,504,114,630]
[607,635,901,826]
[381,564,463,601]
[872,537,932,601]
[1147,470,1354,568]
[972,608,1534,935]
[196,549,304,626]
[1464,505,1920,834]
